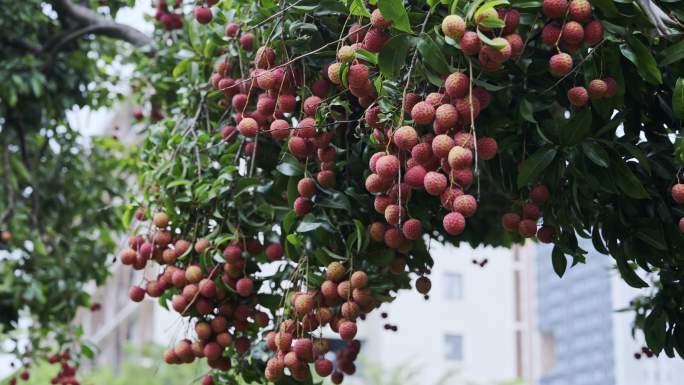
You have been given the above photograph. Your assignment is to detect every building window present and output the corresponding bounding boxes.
[444,334,463,361]
[444,272,463,300]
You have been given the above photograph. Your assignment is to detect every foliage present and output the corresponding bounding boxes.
[0,0,141,367]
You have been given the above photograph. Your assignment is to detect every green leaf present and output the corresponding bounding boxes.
[379,35,409,78]
[645,311,667,354]
[276,155,304,176]
[348,0,371,17]
[615,256,648,288]
[478,17,505,29]
[465,0,485,21]
[611,160,650,199]
[590,0,620,18]
[477,28,507,49]
[551,245,567,277]
[560,108,592,146]
[673,78,684,120]
[516,148,557,188]
[620,36,662,85]
[9,157,30,182]
[355,48,378,65]
[378,0,412,32]
[417,33,451,76]
[582,142,609,167]
[660,41,684,66]
[173,57,192,78]
[519,98,536,123]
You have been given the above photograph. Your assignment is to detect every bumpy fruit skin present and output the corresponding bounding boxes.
[440,187,462,210]
[443,212,466,235]
[475,8,499,31]
[402,219,423,240]
[376,154,400,179]
[326,261,346,282]
[435,104,459,130]
[225,22,240,37]
[370,8,391,28]
[604,77,618,97]
[543,0,568,19]
[405,165,427,189]
[530,184,551,205]
[327,62,342,85]
[348,64,369,88]
[518,219,538,238]
[238,117,259,137]
[445,72,469,98]
[315,358,334,377]
[254,46,276,69]
[448,146,472,169]
[297,177,316,198]
[584,20,603,46]
[562,21,584,45]
[549,53,573,78]
[432,134,455,159]
[411,101,436,125]
[542,23,562,46]
[240,33,255,51]
[505,34,524,58]
[477,137,498,160]
[442,15,466,40]
[522,203,541,220]
[393,126,419,150]
[384,204,402,225]
[236,278,253,296]
[568,0,592,22]
[500,9,520,35]
[363,27,389,53]
[454,195,477,217]
[537,225,556,243]
[339,321,357,341]
[337,45,356,63]
[588,79,608,98]
[294,196,313,217]
[460,31,481,56]
[567,86,589,106]
[672,184,684,204]
[501,212,521,231]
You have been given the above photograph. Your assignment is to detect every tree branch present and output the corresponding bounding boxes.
[49,0,152,48]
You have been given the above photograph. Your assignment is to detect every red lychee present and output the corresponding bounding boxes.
[567,86,589,106]
[530,184,550,205]
[411,101,436,125]
[500,9,520,35]
[588,79,608,98]
[445,72,469,99]
[672,184,684,204]
[384,228,404,248]
[294,196,313,217]
[254,46,276,69]
[363,27,389,53]
[236,278,253,297]
[424,171,448,196]
[522,203,541,220]
[402,219,423,240]
[455,97,481,124]
[297,177,316,198]
[562,21,584,45]
[505,33,524,58]
[451,168,473,188]
[194,6,213,24]
[303,96,321,116]
[568,0,592,22]
[543,0,568,19]
[238,117,258,137]
[549,53,573,78]
[266,243,283,261]
[679,218,684,233]
[376,155,400,179]
[405,165,427,189]
[240,33,255,51]
[537,225,556,243]
[225,23,240,37]
[584,20,603,46]
[443,212,466,235]
[129,286,145,302]
[476,137,498,160]
[339,321,357,341]
[460,31,481,56]
[403,92,421,113]
[518,219,538,238]
[454,194,477,217]
[542,23,562,46]
[448,146,472,169]
[442,15,466,40]
[370,8,391,28]
[604,77,618,97]
[501,212,521,232]
[393,126,419,150]
[432,134,455,159]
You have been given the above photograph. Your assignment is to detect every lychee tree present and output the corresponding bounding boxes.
[116,0,684,383]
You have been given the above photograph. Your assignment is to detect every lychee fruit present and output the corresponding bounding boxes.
[254,46,276,69]
[542,23,562,46]
[326,261,346,282]
[402,219,423,240]
[411,142,433,164]
[549,53,573,78]
[327,63,342,85]
[411,101,436,125]
[518,219,538,238]
[384,204,402,225]
[348,23,367,43]
[129,286,145,302]
[303,96,321,116]
[475,8,499,31]
[537,225,556,243]
[393,126,419,150]
[476,137,498,160]
[405,165,427,189]
[376,154,400,179]
[432,134,455,158]
[384,228,404,249]
[584,20,603,46]
[266,243,283,261]
[443,212,466,235]
[424,171,448,196]
[369,222,387,242]
[588,79,607,98]
[435,104,459,129]
[567,86,589,106]
[604,77,618,97]
[363,27,389,53]
[294,196,313,217]
[522,203,541,220]
[455,97,481,124]
[337,45,356,63]
[403,92,421,113]
[679,218,684,233]
[543,0,568,19]
[370,9,391,28]
[562,21,584,45]
[448,146,472,169]
[442,15,466,40]
[236,278,253,297]
[238,117,258,137]
[415,276,432,294]
[530,184,550,205]
[365,173,388,193]
[451,168,473,188]
[453,194,477,217]
[672,184,684,204]
[225,23,240,37]
[445,72,469,99]
[505,34,524,58]
[339,321,357,341]
[460,31,481,56]
[297,177,316,198]
[240,33,255,51]
[315,358,334,377]
[500,9,520,35]
[568,0,592,22]
[501,212,521,231]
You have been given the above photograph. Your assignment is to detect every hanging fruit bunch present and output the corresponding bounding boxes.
[121,0,684,383]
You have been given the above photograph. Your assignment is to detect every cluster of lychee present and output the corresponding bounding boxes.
[45,351,79,385]
[500,184,556,242]
[260,261,377,383]
[567,78,617,106]
[153,0,183,31]
[442,7,524,71]
[670,183,684,233]
[120,211,280,373]
[541,0,604,78]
